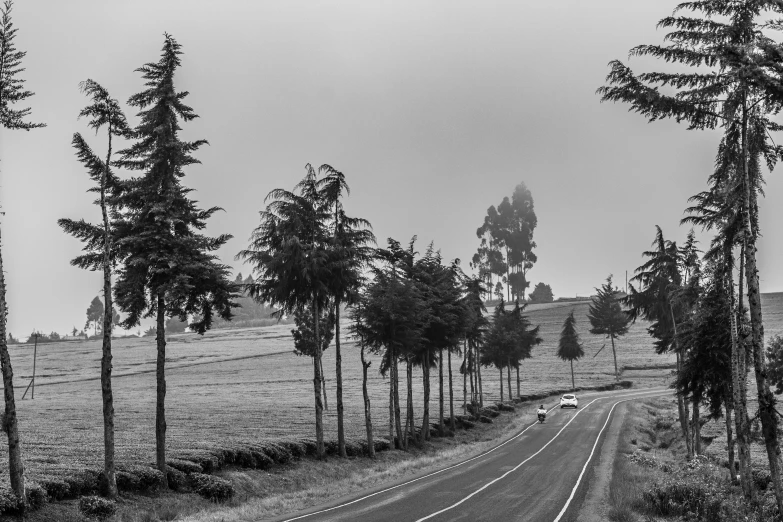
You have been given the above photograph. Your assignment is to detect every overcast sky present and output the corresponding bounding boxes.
[1,0,781,337]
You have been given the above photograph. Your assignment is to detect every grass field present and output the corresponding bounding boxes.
[1,293,780,489]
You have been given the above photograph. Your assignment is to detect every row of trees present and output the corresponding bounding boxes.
[599,0,783,512]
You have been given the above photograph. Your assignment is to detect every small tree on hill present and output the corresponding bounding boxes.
[85,296,104,336]
[587,275,630,381]
[557,310,584,390]
[529,283,553,304]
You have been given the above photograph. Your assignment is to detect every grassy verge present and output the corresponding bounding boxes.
[605,397,780,522]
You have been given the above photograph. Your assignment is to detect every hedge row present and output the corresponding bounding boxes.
[0,436,395,515]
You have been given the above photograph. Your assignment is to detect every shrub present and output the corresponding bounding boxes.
[115,471,140,492]
[373,438,391,453]
[297,439,319,456]
[78,495,117,520]
[189,473,234,502]
[250,449,274,469]
[278,439,307,458]
[753,468,772,491]
[344,439,363,457]
[233,447,256,468]
[40,479,70,501]
[25,481,47,510]
[64,469,100,496]
[166,467,187,491]
[642,479,721,519]
[261,442,292,464]
[497,403,515,412]
[166,459,202,474]
[117,466,164,492]
[479,416,493,423]
[0,488,23,515]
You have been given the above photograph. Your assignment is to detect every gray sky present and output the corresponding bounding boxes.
[2,0,781,337]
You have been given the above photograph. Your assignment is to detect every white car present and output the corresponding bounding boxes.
[560,394,578,409]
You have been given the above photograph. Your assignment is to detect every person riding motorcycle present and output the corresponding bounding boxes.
[537,405,546,422]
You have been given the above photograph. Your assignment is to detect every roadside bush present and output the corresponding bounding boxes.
[78,495,116,520]
[115,470,140,492]
[280,439,307,458]
[189,473,234,502]
[250,449,274,469]
[497,403,515,412]
[178,453,218,473]
[25,481,47,510]
[297,438,319,456]
[373,438,391,452]
[166,467,187,491]
[166,458,202,474]
[0,489,23,515]
[344,439,364,457]
[479,416,493,423]
[262,442,293,464]
[40,479,70,501]
[64,469,100,496]
[642,479,721,519]
[117,466,164,492]
[753,468,772,491]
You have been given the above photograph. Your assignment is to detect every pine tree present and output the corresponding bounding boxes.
[113,35,237,486]
[0,0,45,500]
[587,276,630,381]
[558,310,584,391]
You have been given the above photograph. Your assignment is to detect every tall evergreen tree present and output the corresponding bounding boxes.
[598,1,783,507]
[587,275,630,381]
[85,296,104,336]
[238,164,332,458]
[318,164,375,457]
[0,0,45,500]
[58,80,131,497]
[558,310,584,391]
[112,35,237,485]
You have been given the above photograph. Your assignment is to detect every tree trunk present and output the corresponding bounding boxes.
[725,401,735,483]
[155,292,169,488]
[423,350,431,441]
[610,335,618,381]
[506,363,512,403]
[359,342,374,458]
[448,349,455,432]
[675,352,693,459]
[0,228,24,500]
[570,360,575,391]
[516,366,520,400]
[388,371,394,447]
[477,346,484,408]
[392,348,403,450]
[671,305,692,460]
[335,300,345,457]
[692,396,701,456]
[728,247,753,497]
[438,348,444,437]
[406,358,414,447]
[320,357,328,411]
[499,367,504,403]
[312,300,325,459]
[741,99,783,513]
[463,341,468,416]
[100,131,117,498]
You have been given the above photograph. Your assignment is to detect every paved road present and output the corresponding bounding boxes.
[276,387,668,522]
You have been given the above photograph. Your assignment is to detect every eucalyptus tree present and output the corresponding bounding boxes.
[0,0,45,500]
[587,276,630,382]
[348,304,375,457]
[112,35,237,484]
[239,163,332,458]
[482,300,513,402]
[598,0,783,506]
[462,275,488,407]
[558,310,584,391]
[318,164,376,457]
[58,79,131,498]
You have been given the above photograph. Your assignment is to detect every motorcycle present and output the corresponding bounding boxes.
[537,412,546,423]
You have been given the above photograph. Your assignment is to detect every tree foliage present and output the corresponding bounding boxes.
[529,283,553,304]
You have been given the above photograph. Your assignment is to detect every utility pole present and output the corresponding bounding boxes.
[22,332,39,400]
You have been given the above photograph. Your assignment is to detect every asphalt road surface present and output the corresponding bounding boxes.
[276,387,669,522]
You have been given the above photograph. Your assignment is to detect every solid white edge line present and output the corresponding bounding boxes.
[413,398,600,522]
[279,404,560,521]
[552,390,668,522]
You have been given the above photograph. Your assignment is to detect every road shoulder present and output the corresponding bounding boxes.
[575,400,628,522]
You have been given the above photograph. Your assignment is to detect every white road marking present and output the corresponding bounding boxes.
[552,389,668,521]
[413,399,600,522]
[280,404,560,521]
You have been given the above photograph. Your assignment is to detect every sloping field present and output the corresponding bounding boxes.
[1,293,779,486]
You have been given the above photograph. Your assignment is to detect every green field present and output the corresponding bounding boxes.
[1,293,780,487]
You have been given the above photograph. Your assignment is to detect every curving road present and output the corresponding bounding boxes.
[275,387,668,522]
